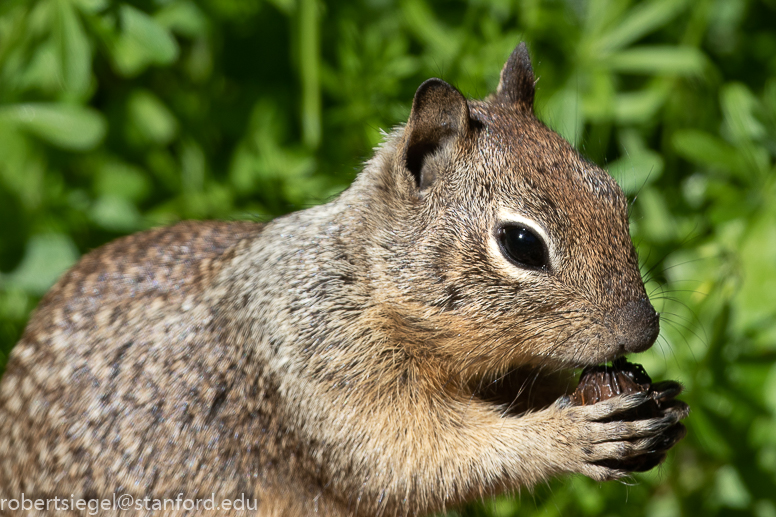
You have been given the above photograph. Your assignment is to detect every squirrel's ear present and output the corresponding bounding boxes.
[496,42,535,112]
[402,78,470,191]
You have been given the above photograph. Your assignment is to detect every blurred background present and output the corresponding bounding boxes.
[1,0,775,514]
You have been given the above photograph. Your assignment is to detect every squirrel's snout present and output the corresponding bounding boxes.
[617,299,660,354]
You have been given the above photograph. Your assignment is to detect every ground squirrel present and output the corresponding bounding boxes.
[0,43,688,516]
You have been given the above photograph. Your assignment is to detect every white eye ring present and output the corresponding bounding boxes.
[489,210,557,275]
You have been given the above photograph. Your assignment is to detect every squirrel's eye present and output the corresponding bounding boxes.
[497,225,548,270]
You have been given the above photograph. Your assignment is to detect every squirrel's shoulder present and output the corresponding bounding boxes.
[12,220,264,360]
[40,220,263,310]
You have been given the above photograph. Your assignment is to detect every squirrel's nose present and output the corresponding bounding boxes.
[616,299,660,354]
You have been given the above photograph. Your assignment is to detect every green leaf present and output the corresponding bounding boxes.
[484,497,518,517]
[0,103,106,151]
[16,42,61,93]
[607,46,706,76]
[71,0,108,13]
[645,494,681,517]
[0,234,79,296]
[635,187,676,243]
[401,0,460,63]
[298,0,321,149]
[764,364,776,415]
[568,477,605,515]
[690,405,733,461]
[126,90,178,146]
[155,1,208,38]
[267,0,294,15]
[672,129,748,178]
[539,88,583,146]
[0,121,38,207]
[721,82,766,144]
[593,0,689,53]
[613,84,668,123]
[181,139,206,193]
[89,195,142,231]
[55,0,91,96]
[112,4,179,76]
[713,465,752,509]
[607,149,664,194]
[583,0,630,40]
[732,207,776,333]
[93,160,150,202]
[580,69,616,121]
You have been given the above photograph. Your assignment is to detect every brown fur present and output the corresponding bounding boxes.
[0,43,687,516]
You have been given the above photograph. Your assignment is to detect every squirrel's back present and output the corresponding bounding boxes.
[0,221,267,496]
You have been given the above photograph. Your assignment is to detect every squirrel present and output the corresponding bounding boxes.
[0,43,688,516]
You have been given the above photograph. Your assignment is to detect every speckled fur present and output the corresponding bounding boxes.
[0,44,687,516]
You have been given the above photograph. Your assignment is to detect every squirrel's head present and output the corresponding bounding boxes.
[359,43,658,379]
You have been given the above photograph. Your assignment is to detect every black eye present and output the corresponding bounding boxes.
[497,225,549,270]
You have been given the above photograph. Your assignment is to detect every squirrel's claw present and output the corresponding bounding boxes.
[553,385,688,479]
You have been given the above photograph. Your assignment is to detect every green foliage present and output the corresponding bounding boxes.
[1,0,775,514]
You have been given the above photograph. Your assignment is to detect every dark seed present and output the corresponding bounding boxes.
[571,357,653,406]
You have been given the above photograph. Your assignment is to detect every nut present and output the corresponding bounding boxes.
[571,357,652,406]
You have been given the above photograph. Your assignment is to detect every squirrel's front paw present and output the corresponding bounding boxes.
[554,390,689,481]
